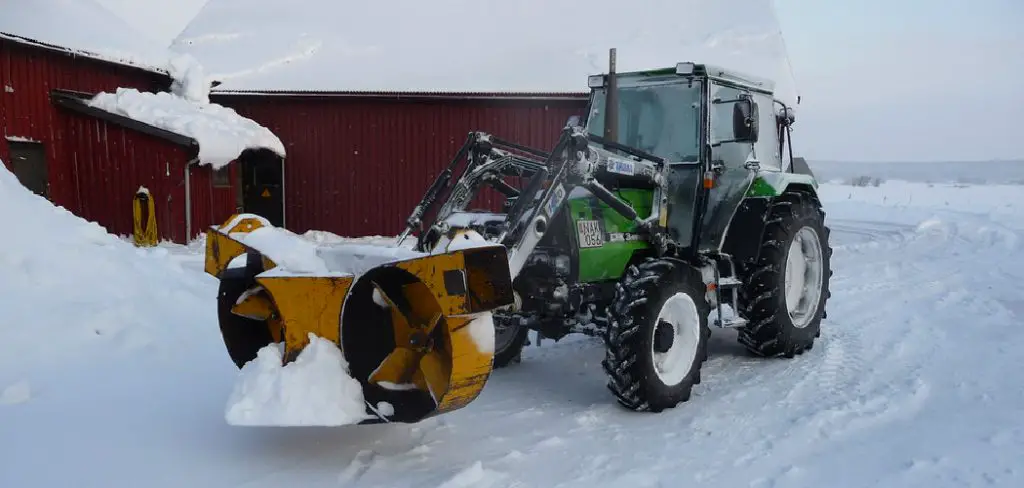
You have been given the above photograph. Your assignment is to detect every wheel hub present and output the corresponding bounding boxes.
[650,293,701,387]
[653,319,674,353]
[493,314,520,352]
[784,226,824,328]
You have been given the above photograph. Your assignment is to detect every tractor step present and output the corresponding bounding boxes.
[718,276,743,287]
[714,316,749,328]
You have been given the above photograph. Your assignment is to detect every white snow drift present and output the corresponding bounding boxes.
[225,334,370,427]
[0,160,215,375]
[87,88,286,169]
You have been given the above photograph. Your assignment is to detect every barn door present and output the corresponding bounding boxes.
[241,149,284,227]
[7,140,48,198]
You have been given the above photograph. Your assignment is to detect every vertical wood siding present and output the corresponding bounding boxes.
[219,95,588,237]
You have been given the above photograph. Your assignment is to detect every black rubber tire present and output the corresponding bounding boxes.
[216,269,276,369]
[602,258,711,412]
[491,316,529,368]
[737,190,833,358]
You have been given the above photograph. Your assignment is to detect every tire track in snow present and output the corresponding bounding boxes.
[829,218,915,251]
[718,213,973,477]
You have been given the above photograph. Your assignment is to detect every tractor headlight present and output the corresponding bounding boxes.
[588,75,605,88]
[675,62,695,75]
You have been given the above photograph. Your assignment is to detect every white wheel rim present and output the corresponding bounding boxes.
[785,226,824,328]
[651,293,701,386]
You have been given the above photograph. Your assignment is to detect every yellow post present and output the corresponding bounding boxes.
[132,186,158,247]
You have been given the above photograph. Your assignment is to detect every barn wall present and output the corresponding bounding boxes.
[0,38,169,211]
[216,94,588,237]
[55,108,192,243]
[188,164,239,241]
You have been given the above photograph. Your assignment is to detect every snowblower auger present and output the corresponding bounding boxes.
[204,214,514,424]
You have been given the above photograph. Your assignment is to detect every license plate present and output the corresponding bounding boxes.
[576,220,604,248]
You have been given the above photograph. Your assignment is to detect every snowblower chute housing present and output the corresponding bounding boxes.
[204,214,514,424]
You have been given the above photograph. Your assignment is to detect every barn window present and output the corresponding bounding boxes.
[213,167,231,187]
[6,140,48,198]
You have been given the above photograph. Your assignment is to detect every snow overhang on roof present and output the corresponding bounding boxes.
[52,89,286,170]
[0,0,176,75]
[170,0,799,104]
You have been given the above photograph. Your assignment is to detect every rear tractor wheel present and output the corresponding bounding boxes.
[602,258,711,412]
[738,190,833,357]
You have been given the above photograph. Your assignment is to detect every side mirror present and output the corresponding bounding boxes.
[732,96,759,143]
[565,115,582,128]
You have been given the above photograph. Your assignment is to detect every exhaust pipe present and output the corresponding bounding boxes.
[603,47,619,143]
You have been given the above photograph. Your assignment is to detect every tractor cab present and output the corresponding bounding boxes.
[583,61,788,254]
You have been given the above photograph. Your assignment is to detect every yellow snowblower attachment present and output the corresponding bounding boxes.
[204,214,514,425]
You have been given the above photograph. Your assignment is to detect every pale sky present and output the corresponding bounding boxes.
[774,0,1023,161]
[97,0,1022,163]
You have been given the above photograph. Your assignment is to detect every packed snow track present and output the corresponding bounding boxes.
[1,171,1022,487]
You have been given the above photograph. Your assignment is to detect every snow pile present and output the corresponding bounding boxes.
[87,88,285,169]
[172,0,798,103]
[467,312,496,354]
[0,0,175,73]
[435,461,509,488]
[230,226,335,275]
[315,243,426,276]
[167,53,212,104]
[432,228,503,254]
[0,160,214,375]
[226,225,425,276]
[224,334,370,426]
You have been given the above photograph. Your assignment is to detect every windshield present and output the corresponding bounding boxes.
[587,76,703,163]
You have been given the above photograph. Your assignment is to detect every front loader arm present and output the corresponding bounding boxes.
[407,126,671,281]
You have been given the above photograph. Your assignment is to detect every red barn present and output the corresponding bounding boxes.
[214,92,587,236]
[171,0,600,238]
[1,14,283,243]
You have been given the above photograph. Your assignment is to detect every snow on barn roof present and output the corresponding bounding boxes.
[170,0,798,103]
[53,85,285,170]
[82,88,286,169]
[0,0,176,75]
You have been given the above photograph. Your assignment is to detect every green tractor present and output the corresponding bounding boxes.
[398,56,833,412]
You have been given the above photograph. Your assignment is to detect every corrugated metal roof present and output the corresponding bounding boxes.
[0,33,169,76]
[211,89,589,100]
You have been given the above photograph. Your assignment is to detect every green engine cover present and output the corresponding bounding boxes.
[567,188,653,283]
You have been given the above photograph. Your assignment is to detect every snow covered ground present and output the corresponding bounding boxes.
[1,161,1022,487]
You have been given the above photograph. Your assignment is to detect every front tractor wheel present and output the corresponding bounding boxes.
[492,313,529,368]
[738,190,833,357]
[603,259,710,412]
